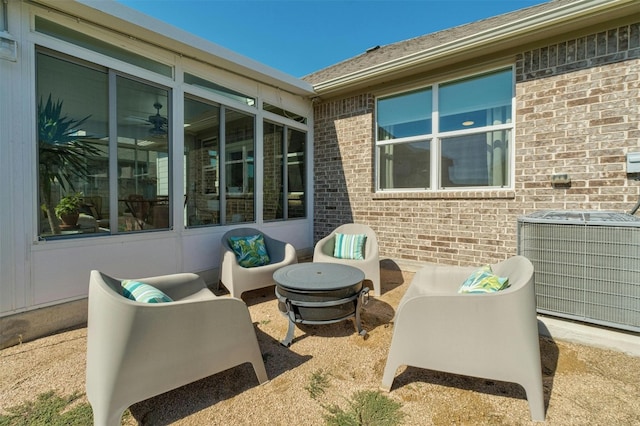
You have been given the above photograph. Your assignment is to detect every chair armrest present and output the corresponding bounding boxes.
[132,273,207,300]
[395,288,537,349]
[313,233,335,259]
[398,265,476,306]
[119,298,260,377]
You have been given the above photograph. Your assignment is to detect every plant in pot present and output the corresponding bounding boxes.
[55,192,83,230]
[38,94,99,234]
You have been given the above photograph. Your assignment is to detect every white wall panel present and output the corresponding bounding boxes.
[31,235,180,306]
[2,1,314,320]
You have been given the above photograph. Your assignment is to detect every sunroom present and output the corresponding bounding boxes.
[0,0,315,346]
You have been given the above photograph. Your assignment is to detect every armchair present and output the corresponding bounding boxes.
[219,227,298,298]
[86,270,268,426]
[381,256,545,421]
[313,223,381,296]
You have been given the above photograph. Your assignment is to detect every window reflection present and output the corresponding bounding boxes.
[377,88,432,140]
[263,123,306,221]
[225,109,255,223]
[378,141,430,190]
[441,131,510,188]
[287,128,306,218]
[116,77,170,231]
[439,69,512,132]
[263,122,284,221]
[184,97,220,227]
[36,52,109,238]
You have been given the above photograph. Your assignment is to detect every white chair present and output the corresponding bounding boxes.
[86,270,268,426]
[381,256,545,422]
[219,227,298,298]
[313,223,381,296]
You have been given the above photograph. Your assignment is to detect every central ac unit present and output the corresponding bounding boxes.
[517,210,640,333]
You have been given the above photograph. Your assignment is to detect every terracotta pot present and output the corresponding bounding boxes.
[59,212,79,229]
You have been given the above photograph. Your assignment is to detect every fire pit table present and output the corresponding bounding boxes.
[274,262,369,347]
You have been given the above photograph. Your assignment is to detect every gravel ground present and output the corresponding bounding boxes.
[2,265,640,425]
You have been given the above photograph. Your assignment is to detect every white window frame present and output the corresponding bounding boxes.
[375,66,516,193]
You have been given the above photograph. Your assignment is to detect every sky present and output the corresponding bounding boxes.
[116,0,550,78]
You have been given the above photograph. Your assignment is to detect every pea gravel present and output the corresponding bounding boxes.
[2,266,639,425]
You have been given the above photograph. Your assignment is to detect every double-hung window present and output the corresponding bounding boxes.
[376,68,513,191]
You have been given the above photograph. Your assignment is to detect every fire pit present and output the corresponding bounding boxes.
[273,263,369,347]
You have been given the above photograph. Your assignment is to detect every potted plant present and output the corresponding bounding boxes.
[55,192,83,229]
[38,94,99,234]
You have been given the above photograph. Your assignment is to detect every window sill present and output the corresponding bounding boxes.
[372,189,516,200]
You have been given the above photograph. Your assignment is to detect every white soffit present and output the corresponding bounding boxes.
[34,0,315,97]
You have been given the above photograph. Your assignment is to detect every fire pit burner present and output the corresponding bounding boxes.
[273,263,369,347]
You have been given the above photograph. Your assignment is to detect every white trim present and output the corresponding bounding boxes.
[34,0,315,97]
[29,16,176,90]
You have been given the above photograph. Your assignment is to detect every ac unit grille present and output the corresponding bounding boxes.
[517,211,640,333]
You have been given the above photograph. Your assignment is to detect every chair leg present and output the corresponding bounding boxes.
[91,405,125,426]
[252,360,268,385]
[380,358,400,392]
[372,275,381,297]
[524,381,546,421]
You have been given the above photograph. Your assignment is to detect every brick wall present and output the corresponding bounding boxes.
[314,22,640,267]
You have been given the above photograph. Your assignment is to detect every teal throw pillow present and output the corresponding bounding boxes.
[458,265,510,294]
[228,234,270,268]
[121,280,173,303]
[333,233,366,260]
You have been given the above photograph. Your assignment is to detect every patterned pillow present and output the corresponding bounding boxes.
[458,265,510,294]
[228,234,271,268]
[121,280,173,303]
[333,233,367,260]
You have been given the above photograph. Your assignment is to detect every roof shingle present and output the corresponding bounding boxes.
[302,0,574,86]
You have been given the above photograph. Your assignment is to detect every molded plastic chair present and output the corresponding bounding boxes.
[313,223,381,296]
[219,227,297,298]
[86,270,268,426]
[381,256,545,422]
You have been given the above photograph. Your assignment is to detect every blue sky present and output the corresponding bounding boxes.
[117,0,549,78]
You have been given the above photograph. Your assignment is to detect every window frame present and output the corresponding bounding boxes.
[35,48,174,240]
[375,66,516,193]
[30,6,312,241]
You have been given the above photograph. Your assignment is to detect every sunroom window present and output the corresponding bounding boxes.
[1,1,7,32]
[183,97,257,226]
[36,50,172,238]
[376,68,513,191]
[263,122,306,221]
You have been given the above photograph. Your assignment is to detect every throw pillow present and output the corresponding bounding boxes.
[458,265,510,294]
[333,233,367,260]
[121,280,173,303]
[228,234,271,268]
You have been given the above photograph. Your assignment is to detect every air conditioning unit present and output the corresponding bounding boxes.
[517,210,640,332]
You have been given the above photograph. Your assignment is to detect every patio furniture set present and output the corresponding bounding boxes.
[85,224,545,425]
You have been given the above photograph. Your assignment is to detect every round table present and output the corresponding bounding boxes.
[273,262,369,347]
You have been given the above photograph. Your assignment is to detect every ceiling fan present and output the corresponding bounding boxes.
[147,102,168,137]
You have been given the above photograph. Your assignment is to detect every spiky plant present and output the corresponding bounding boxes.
[323,390,406,426]
[38,94,100,234]
[306,369,331,399]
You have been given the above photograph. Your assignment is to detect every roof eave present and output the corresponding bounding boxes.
[33,0,316,97]
[312,0,638,97]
